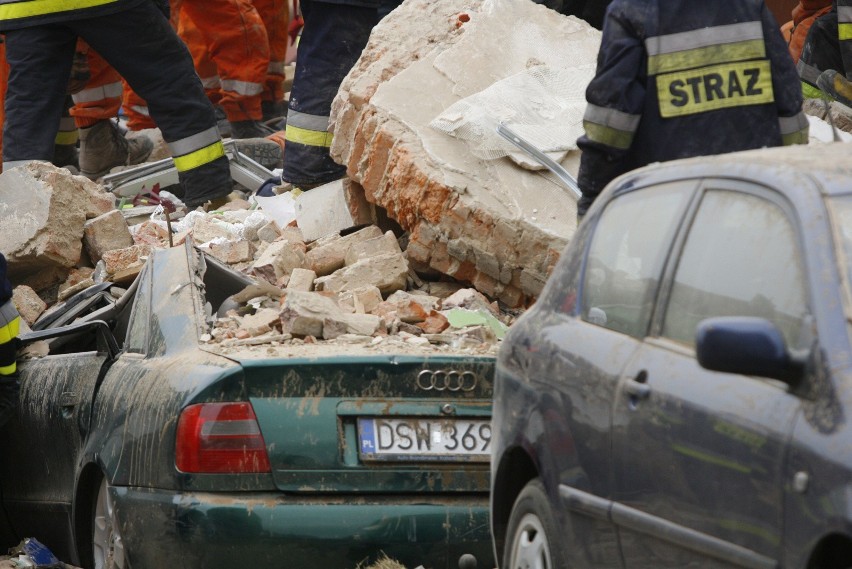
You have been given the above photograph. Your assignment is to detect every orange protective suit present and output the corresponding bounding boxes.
[123,0,287,130]
[782,0,833,63]
[69,43,122,129]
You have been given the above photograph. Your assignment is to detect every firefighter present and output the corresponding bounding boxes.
[122,0,289,139]
[0,253,19,429]
[0,0,232,209]
[576,0,809,218]
[798,0,852,105]
[282,0,379,189]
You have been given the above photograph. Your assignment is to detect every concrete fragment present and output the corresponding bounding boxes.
[442,287,498,314]
[257,220,282,243]
[250,239,307,284]
[331,0,599,306]
[279,290,381,339]
[83,209,134,262]
[237,308,282,336]
[132,220,171,247]
[286,268,317,292]
[344,230,402,266]
[102,244,152,276]
[416,310,450,334]
[0,162,114,277]
[295,178,376,241]
[304,225,383,276]
[315,252,408,295]
[58,277,95,301]
[191,216,235,244]
[338,285,383,314]
[209,240,255,265]
[12,285,47,325]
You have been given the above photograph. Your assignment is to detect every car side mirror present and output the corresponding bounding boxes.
[695,317,805,385]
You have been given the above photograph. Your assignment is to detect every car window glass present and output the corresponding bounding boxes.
[582,183,689,337]
[662,190,807,349]
[125,264,151,354]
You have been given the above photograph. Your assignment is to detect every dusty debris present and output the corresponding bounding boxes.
[11,285,47,326]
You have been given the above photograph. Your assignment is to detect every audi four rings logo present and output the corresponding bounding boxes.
[416,369,478,391]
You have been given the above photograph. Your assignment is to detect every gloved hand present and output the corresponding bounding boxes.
[67,50,90,95]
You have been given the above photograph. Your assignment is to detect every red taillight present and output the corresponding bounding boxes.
[176,402,271,473]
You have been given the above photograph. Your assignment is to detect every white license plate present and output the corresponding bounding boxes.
[357,417,491,462]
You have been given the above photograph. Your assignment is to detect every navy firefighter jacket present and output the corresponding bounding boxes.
[576,0,809,212]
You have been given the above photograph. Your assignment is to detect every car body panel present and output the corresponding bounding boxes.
[1,242,496,569]
[492,141,852,569]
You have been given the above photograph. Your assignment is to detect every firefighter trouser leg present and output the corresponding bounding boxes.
[0,299,20,428]
[180,0,269,122]
[122,0,180,131]
[2,30,74,168]
[0,41,8,167]
[253,0,289,106]
[70,46,122,128]
[283,0,378,187]
[799,9,844,96]
[5,3,230,205]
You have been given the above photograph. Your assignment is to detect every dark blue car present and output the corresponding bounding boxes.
[491,141,852,569]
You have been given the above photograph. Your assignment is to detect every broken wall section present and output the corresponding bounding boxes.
[332,0,601,306]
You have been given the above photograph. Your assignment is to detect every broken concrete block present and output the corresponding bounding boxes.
[12,285,47,325]
[286,268,316,292]
[251,239,307,284]
[209,240,255,265]
[305,225,383,276]
[237,308,282,336]
[58,277,95,301]
[280,290,382,339]
[83,209,134,263]
[191,216,235,244]
[338,285,383,314]
[257,220,282,243]
[442,287,498,315]
[386,290,441,312]
[315,252,409,295]
[344,230,402,266]
[331,0,598,306]
[102,244,152,276]
[0,162,115,277]
[416,310,450,334]
[322,313,382,340]
[132,220,170,247]
[295,178,376,242]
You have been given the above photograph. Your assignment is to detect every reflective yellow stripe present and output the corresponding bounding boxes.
[657,60,773,118]
[0,0,117,20]
[0,316,20,345]
[840,23,852,41]
[782,129,809,145]
[285,124,334,148]
[172,140,225,172]
[55,130,79,145]
[648,39,766,75]
[583,121,634,150]
[0,362,15,375]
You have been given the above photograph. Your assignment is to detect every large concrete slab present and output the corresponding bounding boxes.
[331,0,601,306]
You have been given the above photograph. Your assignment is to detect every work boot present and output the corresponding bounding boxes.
[79,120,154,179]
[817,70,852,108]
[233,138,284,170]
[228,120,276,139]
[52,143,79,171]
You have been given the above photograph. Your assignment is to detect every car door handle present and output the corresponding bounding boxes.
[624,371,650,400]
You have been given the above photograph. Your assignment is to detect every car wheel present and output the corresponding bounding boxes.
[504,478,564,569]
[92,477,127,569]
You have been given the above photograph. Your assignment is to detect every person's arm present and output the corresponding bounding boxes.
[576,0,646,216]
[0,254,20,428]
